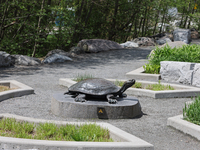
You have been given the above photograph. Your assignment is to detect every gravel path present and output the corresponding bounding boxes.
[0,47,200,150]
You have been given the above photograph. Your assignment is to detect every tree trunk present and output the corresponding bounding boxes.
[32,0,45,57]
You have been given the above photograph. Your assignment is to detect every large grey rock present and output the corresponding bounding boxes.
[160,61,194,85]
[133,37,155,47]
[42,49,72,64]
[190,28,199,39]
[156,38,172,45]
[173,29,191,44]
[69,46,83,57]
[11,55,41,66]
[43,54,72,64]
[77,39,123,53]
[0,51,14,67]
[120,41,139,48]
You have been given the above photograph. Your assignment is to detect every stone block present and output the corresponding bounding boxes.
[192,63,200,87]
[160,61,194,85]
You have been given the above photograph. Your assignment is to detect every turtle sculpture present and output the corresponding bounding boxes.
[64,78,135,104]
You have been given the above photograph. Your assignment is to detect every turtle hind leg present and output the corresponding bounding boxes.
[106,94,117,104]
[74,94,86,102]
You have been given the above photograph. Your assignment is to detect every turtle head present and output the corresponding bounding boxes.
[124,79,135,88]
[117,79,135,95]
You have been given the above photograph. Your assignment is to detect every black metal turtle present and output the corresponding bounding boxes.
[64,78,135,104]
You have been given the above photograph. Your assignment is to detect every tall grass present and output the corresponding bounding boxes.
[0,118,113,142]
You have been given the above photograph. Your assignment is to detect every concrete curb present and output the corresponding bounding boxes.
[59,78,200,99]
[167,115,200,141]
[126,67,161,81]
[0,114,154,150]
[0,80,34,102]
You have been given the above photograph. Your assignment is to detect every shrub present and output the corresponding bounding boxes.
[183,96,200,125]
[143,44,200,74]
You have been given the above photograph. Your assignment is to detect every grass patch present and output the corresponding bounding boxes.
[115,80,142,88]
[115,80,174,91]
[183,96,200,126]
[146,81,174,91]
[143,44,200,74]
[73,74,94,82]
[0,85,11,92]
[0,118,113,142]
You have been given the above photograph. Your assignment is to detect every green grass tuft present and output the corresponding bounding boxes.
[0,118,113,142]
[115,80,174,91]
[146,80,174,91]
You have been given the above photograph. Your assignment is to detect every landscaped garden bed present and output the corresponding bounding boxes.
[126,44,200,82]
[168,96,200,141]
[0,80,34,102]
[0,113,154,150]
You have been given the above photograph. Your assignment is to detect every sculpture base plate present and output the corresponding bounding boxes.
[51,93,142,119]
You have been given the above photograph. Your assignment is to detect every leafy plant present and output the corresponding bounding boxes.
[144,44,200,74]
[0,118,113,142]
[183,96,200,125]
[143,64,160,74]
[73,74,94,82]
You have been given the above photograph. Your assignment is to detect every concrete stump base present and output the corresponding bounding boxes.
[51,93,142,119]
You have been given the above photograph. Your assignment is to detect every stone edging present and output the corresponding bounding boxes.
[0,80,34,102]
[59,78,200,99]
[0,113,154,150]
[126,67,161,81]
[167,115,200,141]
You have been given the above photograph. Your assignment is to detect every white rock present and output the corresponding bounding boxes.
[120,41,139,48]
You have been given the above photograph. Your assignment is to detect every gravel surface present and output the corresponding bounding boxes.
[0,47,200,150]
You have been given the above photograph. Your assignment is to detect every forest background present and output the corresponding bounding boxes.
[0,0,199,57]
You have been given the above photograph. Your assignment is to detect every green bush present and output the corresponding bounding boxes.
[183,96,200,125]
[143,44,200,74]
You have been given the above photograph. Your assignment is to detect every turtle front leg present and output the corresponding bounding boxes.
[106,94,117,104]
[74,94,86,102]
[119,93,127,98]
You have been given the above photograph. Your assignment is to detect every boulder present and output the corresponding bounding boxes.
[11,55,41,66]
[69,46,83,57]
[133,37,155,47]
[77,39,123,53]
[42,49,72,64]
[120,41,139,48]
[190,29,199,39]
[0,51,14,67]
[173,29,191,44]
[149,41,187,58]
[159,41,187,49]
[160,61,194,85]
[156,38,172,45]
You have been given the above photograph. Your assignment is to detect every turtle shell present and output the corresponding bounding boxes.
[69,78,119,96]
